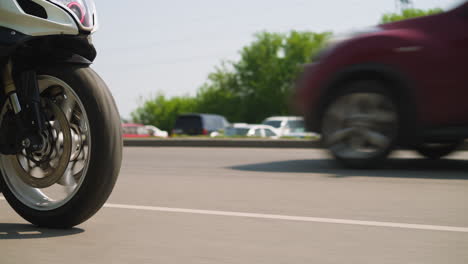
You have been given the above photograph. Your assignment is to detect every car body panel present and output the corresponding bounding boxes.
[122,123,150,138]
[224,124,279,138]
[145,125,168,138]
[296,2,468,140]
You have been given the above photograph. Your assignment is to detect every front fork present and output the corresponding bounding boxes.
[1,59,46,153]
[2,60,22,115]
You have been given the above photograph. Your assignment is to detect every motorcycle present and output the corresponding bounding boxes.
[0,0,122,228]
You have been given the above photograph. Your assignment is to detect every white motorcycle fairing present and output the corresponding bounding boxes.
[0,0,92,36]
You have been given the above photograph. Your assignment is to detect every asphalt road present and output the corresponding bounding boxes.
[1,147,468,264]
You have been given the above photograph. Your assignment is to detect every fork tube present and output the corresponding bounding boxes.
[2,59,22,114]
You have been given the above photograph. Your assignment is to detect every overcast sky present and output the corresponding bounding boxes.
[92,0,457,118]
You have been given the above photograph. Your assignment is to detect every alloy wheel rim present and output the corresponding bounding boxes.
[322,92,398,159]
[0,75,92,211]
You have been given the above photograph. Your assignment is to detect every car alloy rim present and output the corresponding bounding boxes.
[322,92,398,159]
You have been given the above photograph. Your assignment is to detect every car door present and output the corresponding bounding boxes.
[424,5,468,125]
[445,6,468,124]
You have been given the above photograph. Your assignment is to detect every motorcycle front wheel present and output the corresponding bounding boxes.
[0,66,122,228]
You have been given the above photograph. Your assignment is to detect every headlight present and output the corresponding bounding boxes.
[47,0,97,30]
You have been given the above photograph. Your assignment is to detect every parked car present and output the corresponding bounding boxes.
[295,2,468,168]
[173,114,229,136]
[262,116,313,138]
[145,125,169,138]
[224,124,279,138]
[122,123,150,138]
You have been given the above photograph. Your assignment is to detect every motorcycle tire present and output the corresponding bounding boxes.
[0,65,122,228]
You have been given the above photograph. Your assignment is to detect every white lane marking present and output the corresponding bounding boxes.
[104,203,468,233]
[1,197,467,233]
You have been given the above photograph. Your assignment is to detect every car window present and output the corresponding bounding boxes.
[203,116,214,130]
[263,120,282,128]
[254,129,262,137]
[174,116,202,130]
[265,129,276,137]
[213,117,221,130]
[123,126,148,135]
[287,120,306,133]
[146,128,155,136]
[225,127,250,136]
[222,118,229,127]
[137,127,148,135]
[216,117,224,129]
[214,118,220,129]
[123,126,135,134]
[204,116,225,131]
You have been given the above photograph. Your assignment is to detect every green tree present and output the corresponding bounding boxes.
[199,31,331,123]
[194,63,244,122]
[131,30,331,127]
[131,94,197,132]
[380,8,443,23]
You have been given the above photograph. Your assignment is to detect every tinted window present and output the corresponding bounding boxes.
[123,126,147,135]
[211,117,220,130]
[123,126,137,134]
[174,116,202,130]
[137,127,148,134]
[264,120,282,128]
[287,120,305,132]
[225,127,250,136]
[265,129,276,137]
[203,116,227,131]
[254,129,262,137]
[222,118,229,127]
[203,116,213,130]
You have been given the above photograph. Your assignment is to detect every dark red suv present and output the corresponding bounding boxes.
[296,2,468,168]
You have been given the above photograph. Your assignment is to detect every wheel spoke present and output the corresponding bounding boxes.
[329,96,351,116]
[326,127,356,145]
[0,75,91,211]
[58,166,76,186]
[360,129,390,149]
[321,90,398,164]
[61,96,77,122]
[371,111,397,123]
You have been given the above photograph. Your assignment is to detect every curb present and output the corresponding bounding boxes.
[124,138,468,150]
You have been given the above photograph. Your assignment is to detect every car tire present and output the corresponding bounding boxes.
[320,81,400,169]
[415,141,462,159]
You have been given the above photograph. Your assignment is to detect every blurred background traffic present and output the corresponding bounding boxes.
[122,114,317,139]
[104,1,465,140]
[91,0,460,140]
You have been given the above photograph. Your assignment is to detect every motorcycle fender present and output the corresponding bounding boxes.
[57,54,93,65]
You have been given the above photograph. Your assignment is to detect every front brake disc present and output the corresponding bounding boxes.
[9,100,72,189]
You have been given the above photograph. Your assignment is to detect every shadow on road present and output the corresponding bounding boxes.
[0,223,84,240]
[229,158,468,180]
